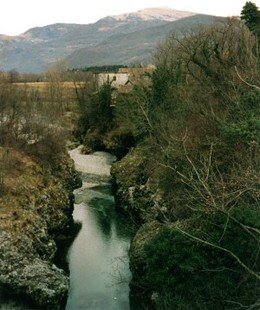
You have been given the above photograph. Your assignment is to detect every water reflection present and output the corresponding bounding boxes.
[66,181,133,310]
[55,221,82,274]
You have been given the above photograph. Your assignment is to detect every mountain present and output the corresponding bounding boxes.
[67,14,218,68]
[0,8,218,73]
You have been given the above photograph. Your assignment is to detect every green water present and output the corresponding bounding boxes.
[65,182,133,310]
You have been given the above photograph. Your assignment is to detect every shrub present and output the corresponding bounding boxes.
[143,210,259,309]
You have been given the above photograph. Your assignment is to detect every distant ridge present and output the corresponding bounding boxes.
[0,8,218,73]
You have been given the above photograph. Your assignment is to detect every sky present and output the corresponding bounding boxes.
[1,0,259,36]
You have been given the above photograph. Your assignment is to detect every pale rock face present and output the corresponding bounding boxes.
[109,7,195,22]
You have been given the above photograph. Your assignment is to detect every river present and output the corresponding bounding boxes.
[0,146,134,310]
[66,147,133,310]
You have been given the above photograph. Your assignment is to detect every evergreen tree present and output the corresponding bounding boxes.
[241,1,260,35]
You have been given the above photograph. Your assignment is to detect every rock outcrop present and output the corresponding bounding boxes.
[111,147,169,307]
[0,231,68,309]
[0,149,81,309]
[129,221,166,309]
[111,147,166,222]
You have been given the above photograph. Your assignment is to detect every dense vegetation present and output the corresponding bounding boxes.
[75,78,136,157]
[70,65,128,74]
[77,5,260,308]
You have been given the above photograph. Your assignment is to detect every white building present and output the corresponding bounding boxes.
[97,72,129,88]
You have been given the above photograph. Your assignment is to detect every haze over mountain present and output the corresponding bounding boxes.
[0,8,219,73]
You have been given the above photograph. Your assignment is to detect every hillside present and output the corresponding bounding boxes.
[0,8,218,73]
[68,14,219,68]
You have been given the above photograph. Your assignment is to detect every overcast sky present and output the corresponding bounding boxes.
[1,0,259,36]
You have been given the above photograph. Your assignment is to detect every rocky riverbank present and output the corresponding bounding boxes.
[111,147,167,306]
[0,148,81,309]
[111,139,260,309]
[111,147,166,223]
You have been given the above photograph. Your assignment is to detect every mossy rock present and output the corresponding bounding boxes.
[111,147,149,189]
[111,147,155,220]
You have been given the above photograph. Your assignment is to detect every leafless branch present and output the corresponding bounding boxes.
[235,66,260,90]
[174,224,260,281]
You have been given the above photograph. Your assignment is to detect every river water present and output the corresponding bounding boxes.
[66,147,133,310]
